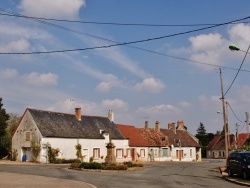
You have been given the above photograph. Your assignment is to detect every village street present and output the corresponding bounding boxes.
[0,159,242,188]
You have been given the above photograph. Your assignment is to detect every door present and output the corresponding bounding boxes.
[131,148,135,161]
[176,150,183,161]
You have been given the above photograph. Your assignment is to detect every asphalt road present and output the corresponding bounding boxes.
[0,159,243,188]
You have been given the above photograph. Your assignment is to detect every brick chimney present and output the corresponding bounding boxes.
[169,122,176,134]
[155,121,160,131]
[108,109,114,122]
[145,121,149,129]
[168,123,174,130]
[75,107,81,121]
[177,120,184,128]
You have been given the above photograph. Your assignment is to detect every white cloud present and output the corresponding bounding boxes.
[133,78,165,93]
[178,101,191,108]
[0,69,18,78]
[24,72,58,86]
[101,98,128,110]
[19,0,86,19]
[228,23,250,48]
[96,81,121,92]
[0,38,30,53]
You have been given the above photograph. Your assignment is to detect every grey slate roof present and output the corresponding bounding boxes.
[27,108,125,139]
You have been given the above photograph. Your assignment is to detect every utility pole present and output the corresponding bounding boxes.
[219,68,229,158]
[225,101,230,147]
[246,112,249,133]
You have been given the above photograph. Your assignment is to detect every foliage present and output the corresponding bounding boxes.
[48,147,60,163]
[79,162,102,169]
[75,143,83,162]
[61,158,81,164]
[101,164,128,170]
[2,114,21,159]
[12,149,18,161]
[123,161,144,168]
[0,98,10,158]
[238,145,250,151]
[195,122,215,158]
[30,140,41,162]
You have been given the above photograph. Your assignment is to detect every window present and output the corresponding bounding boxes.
[190,149,193,157]
[93,148,100,159]
[162,148,168,157]
[25,132,30,141]
[140,149,145,157]
[126,149,131,157]
[116,149,123,158]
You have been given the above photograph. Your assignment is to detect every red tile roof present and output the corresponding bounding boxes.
[207,135,235,150]
[116,124,148,147]
[237,133,250,147]
[160,129,200,147]
[137,128,169,147]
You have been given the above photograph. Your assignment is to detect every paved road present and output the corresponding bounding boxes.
[0,159,244,188]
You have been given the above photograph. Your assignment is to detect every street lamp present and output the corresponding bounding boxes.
[229,44,240,51]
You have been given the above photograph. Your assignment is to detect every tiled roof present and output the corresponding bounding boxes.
[26,108,125,139]
[116,124,148,147]
[207,135,235,150]
[136,128,169,147]
[237,133,250,147]
[206,135,220,150]
[160,129,200,147]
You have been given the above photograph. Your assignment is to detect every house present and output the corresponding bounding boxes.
[161,120,201,162]
[236,133,250,149]
[206,134,235,158]
[137,121,169,161]
[12,108,129,163]
[117,121,201,161]
[116,124,149,162]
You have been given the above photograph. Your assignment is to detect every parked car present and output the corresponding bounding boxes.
[226,151,250,179]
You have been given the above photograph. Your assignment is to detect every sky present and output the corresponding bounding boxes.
[1,0,250,135]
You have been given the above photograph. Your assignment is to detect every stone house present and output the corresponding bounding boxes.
[12,108,129,163]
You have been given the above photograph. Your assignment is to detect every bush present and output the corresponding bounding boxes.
[101,164,127,170]
[61,159,81,164]
[70,162,81,168]
[123,161,144,168]
[124,161,133,167]
[79,162,102,169]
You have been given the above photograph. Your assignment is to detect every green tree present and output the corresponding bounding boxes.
[0,98,10,158]
[195,122,214,158]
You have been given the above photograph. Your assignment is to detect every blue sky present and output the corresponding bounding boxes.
[1,0,250,135]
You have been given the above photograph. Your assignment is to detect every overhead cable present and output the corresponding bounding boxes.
[0,14,250,55]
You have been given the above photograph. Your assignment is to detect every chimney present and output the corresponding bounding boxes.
[108,109,114,122]
[145,121,149,129]
[168,123,174,130]
[177,120,184,128]
[172,123,176,134]
[155,121,160,131]
[75,107,81,121]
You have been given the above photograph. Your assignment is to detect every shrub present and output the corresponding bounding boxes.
[124,161,133,167]
[61,159,81,164]
[79,162,102,169]
[70,162,81,168]
[101,164,128,170]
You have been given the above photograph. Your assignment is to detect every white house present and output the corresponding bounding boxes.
[12,108,129,163]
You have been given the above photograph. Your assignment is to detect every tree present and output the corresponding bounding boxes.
[0,98,10,158]
[195,122,214,158]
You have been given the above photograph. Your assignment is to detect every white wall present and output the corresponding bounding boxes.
[12,111,42,162]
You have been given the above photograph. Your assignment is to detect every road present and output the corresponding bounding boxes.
[0,159,242,188]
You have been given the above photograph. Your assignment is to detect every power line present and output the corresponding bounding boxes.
[227,103,244,123]
[223,45,250,97]
[1,14,250,55]
[0,11,248,27]
[1,8,250,73]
